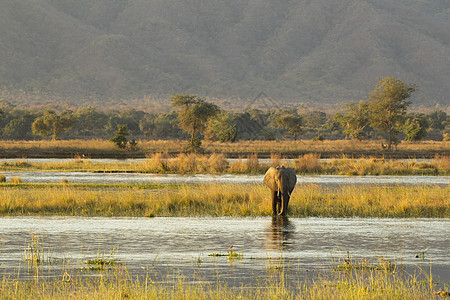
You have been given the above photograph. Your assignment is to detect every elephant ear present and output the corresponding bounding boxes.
[285,167,297,193]
[263,167,278,191]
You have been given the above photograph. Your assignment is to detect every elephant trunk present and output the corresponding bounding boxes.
[277,191,285,216]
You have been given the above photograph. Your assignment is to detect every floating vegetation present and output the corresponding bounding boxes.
[84,258,120,271]
[334,252,396,272]
[208,252,228,257]
[209,245,243,260]
[83,247,121,271]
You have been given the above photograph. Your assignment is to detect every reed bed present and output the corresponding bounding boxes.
[0,184,447,218]
[1,153,449,175]
[0,267,439,299]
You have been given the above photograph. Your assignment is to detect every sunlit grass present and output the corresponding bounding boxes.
[0,256,443,299]
[0,184,447,218]
[1,153,448,175]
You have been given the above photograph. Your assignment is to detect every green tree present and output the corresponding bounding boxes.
[303,111,327,130]
[427,110,447,130]
[2,113,35,140]
[32,110,74,141]
[105,111,141,135]
[206,112,237,142]
[404,114,428,141]
[367,77,417,150]
[109,124,129,149]
[338,100,370,140]
[275,114,303,140]
[72,107,109,137]
[171,94,219,151]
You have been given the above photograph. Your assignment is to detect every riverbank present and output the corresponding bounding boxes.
[0,184,447,218]
[1,153,449,175]
[0,139,448,159]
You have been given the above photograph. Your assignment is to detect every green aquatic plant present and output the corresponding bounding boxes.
[83,247,121,271]
[208,252,228,257]
[334,256,396,272]
[208,245,243,260]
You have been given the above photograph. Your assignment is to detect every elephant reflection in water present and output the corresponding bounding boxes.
[265,216,295,251]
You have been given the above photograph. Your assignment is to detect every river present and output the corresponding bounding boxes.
[0,217,448,287]
[1,171,448,186]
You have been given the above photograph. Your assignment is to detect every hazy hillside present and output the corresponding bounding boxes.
[0,0,449,107]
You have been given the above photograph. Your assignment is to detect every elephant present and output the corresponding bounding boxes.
[263,166,297,216]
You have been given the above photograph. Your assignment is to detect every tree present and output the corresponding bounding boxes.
[275,114,303,140]
[303,111,327,130]
[109,124,129,149]
[171,94,219,151]
[367,77,417,150]
[404,114,428,141]
[32,110,74,141]
[206,112,237,142]
[2,113,35,140]
[427,110,447,130]
[105,112,141,135]
[338,100,370,140]
[72,107,109,137]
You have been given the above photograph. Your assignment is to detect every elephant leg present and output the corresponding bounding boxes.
[271,190,278,215]
[285,196,290,214]
[277,196,282,214]
[279,193,289,216]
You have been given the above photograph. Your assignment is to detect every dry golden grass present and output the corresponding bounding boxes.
[0,184,447,218]
[0,260,438,299]
[0,139,448,156]
[1,153,448,175]
[295,153,322,172]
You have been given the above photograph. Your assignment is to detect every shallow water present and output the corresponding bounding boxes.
[1,171,449,186]
[0,217,448,286]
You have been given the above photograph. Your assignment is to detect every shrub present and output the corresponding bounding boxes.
[246,154,261,173]
[270,153,282,167]
[229,157,247,173]
[11,177,22,184]
[146,152,170,172]
[208,153,229,173]
[295,153,321,173]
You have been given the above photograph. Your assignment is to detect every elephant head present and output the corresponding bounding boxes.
[263,166,297,216]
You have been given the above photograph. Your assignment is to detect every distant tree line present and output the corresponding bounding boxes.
[0,78,448,148]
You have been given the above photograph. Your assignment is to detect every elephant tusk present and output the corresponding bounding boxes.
[288,191,291,198]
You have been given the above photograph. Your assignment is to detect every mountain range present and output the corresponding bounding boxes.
[0,0,449,108]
